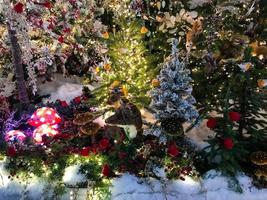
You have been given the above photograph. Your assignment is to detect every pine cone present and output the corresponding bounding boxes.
[160,118,184,136]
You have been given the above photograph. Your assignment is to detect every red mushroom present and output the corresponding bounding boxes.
[28,107,62,127]
[5,130,26,142]
[33,124,59,143]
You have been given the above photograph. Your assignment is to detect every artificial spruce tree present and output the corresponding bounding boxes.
[150,39,198,136]
[95,17,156,107]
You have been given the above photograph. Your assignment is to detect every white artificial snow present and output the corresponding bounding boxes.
[37,74,94,103]
[62,165,87,186]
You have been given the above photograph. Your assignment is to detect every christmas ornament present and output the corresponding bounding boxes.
[102,164,111,177]
[223,137,234,150]
[258,79,267,88]
[229,111,241,122]
[102,32,109,39]
[80,147,91,157]
[151,79,160,87]
[206,118,216,129]
[140,26,148,34]
[104,63,111,71]
[167,143,180,157]
[60,101,68,107]
[73,96,81,104]
[14,2,24,13]
[99,138,110,150]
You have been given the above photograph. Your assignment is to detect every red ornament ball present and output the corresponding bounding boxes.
[14,2,24,13]
[73,96,81,104]
[58,35,64,43]
[60,100,68,107]
[206,118,217,129]
[79,147,91,157]
[99,138,110,150]
[223,137,234,150]
[167,143,180,157]
[102,164,111,177]
[229,112,241,122]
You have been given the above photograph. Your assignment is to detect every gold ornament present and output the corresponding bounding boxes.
[152,79,160,87]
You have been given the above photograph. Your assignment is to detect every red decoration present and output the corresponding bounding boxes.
[7,146,17,157]
[14,2,24,13]
[60,101,68,107]
[5,130,26,142]
[63,27,71,33]
[73,96,81,104]
[99,138,110,150]
[102,164,111,177]
[28,107,61,127]
[33,124,59,143]
[167,143,180,157]
[223,137,234,150]
[80,147,91,156]
[229,112,241,122]
[58,35,64,43]
[206,118,217,129]
[42,1,52,9]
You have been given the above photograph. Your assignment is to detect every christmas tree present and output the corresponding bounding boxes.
[150,39,198,136]
[94,5,157,107]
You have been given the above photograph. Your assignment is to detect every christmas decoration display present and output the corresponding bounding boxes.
[0,0,267,199]
[150,39,198,135]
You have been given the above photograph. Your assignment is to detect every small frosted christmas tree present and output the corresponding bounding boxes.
[150,39,198,136]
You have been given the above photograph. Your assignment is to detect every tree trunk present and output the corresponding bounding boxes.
[7,22,30,105]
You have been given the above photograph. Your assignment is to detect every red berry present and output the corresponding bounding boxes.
[206,118,217,129]
[229,112,241,122]
[14,2,24,13]
[223,137,234,150]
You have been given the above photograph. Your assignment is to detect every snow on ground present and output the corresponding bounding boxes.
[1,160,267,200]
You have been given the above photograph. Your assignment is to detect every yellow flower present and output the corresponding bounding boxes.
[102,31,109,39]
[257,79,267,88]
[140,26,148,34]
[104,63,111,71]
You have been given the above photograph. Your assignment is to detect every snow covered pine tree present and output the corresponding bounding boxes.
[151,39,198,136]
